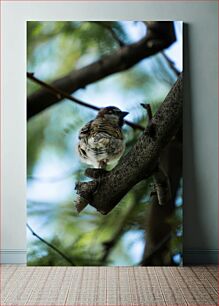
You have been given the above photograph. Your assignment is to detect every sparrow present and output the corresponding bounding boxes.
[77,106,129,170]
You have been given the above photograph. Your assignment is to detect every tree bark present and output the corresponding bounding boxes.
[75,73,183,214]
[27,22,176,120]
[142,137,182,265]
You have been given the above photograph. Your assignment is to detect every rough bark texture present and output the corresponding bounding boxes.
[27,22,175,120]
[142,137,182,265]
[75,74,183,214]
[153,167,171,206]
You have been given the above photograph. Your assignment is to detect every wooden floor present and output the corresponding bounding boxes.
[1,265,218,305]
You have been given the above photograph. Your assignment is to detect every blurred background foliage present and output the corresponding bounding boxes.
[27,21,183,266]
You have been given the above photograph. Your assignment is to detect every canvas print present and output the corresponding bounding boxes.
[27,21,183,266]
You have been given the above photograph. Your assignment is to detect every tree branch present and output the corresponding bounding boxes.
[161,51,180,77]
[141,136,182,265]
[141,231,172,265]
[153,167,171,206]
[140,103,171,206]
[27,73,144,131]
[75,73,183,214]
[27,22,176,120]
[27,223,75,265]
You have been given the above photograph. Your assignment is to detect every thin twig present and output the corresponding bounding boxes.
[153,168,171,206]
[27,73,144,131]
[141,103,171,205]
[26,223,75,265]
[140,103,153,121]
[27,72,99,111]
[140,103,156,137]
[161,51,180,77]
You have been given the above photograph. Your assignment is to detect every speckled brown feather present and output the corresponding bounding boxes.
[79,118,123,140]
[77,107,127,168]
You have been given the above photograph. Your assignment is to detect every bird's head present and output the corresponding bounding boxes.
[97,106,129,127]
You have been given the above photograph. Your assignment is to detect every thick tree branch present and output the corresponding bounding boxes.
[27,22,176,120]
[75,73,183,214]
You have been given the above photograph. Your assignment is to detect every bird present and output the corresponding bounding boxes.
[77,106,129,170]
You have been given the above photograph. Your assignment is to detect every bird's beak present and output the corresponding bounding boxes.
[120,111,129,118]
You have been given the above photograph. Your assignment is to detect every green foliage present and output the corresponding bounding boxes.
[27,21,129,95]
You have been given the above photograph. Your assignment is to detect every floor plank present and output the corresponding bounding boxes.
[1,265,218,305]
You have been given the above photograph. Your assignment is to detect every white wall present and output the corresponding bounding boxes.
[1,1,218,263]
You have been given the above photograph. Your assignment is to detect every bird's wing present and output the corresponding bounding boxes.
[92,118,123,140]
[79,118,123,140]
[79,120,93,139]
